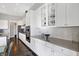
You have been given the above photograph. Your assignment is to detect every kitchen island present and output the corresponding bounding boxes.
[19,32,79,56]
[32,35,79,52]
[31,35,79,56]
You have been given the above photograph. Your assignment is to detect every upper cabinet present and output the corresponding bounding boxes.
[31,3,79,27]
[55,3,79,26]
[0,20,8,29]
[41,3,56,27]
[67,3,79,26]
[48,3,55,26]
[41,4,46,26]
[55,3,66,26]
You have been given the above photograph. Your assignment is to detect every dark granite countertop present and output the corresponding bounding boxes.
[31,35,79,52]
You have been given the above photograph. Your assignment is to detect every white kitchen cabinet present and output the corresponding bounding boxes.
[19,33,26,43]
[41,3,56,27]
[41,4,47,26]
[38,44,51,56]
[22,37,78,56]
[67,3,79,26]
[34,3,56,27]
[35,3,66,27]
[19,33,22,40]
[55,3,79,26]
[35,39,51,56]
[30,37,36,53]
[19,33,31,48]
[31,37,51,56]
[31,37,77,56]
[55,3,66,26]
[35,3,67,27]
[0,20,8,29]
[48,3,56,26]
[35,3,79,27]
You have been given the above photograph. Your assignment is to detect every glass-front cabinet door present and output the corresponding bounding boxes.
[48,3,55,26]
[41,3,56,27]
[41,5,46,26]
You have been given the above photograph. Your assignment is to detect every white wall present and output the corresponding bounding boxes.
[9,19,24,38]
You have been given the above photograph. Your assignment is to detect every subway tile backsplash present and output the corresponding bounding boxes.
[31,26,79,42]
[44,27,79,42]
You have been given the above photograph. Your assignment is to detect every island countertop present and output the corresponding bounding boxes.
[31,35,79,52]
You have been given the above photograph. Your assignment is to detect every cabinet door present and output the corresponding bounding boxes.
[41,3,56,27]
[40,45,51,56]
[34,38,51,56]
[36,43,51,56]
[19,33,26,43]
[30,38,36,52]
[48,3,56,26]
[55,3,66,26]
[41,4,47,26]
[19,33,22,40]
[67,3,79,26]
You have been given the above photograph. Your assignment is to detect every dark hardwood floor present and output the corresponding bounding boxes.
[10,38,34,56]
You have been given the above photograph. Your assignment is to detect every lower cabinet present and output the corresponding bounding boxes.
[30,38,36,52]
[29,37,78,56]
[35,42,51,56]
[19,33,31,48]
[19,33,26,42]
[31,37,51,56]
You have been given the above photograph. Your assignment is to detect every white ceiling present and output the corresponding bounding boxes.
[0,3,34,17]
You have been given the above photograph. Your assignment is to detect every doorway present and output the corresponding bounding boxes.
[10,22,16,38]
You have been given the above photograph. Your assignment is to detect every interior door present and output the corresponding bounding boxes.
[10,22,16,38]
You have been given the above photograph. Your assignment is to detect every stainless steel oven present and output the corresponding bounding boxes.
[26,26,30,43]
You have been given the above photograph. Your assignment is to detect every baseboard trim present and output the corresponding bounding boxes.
[19,39,38,56]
